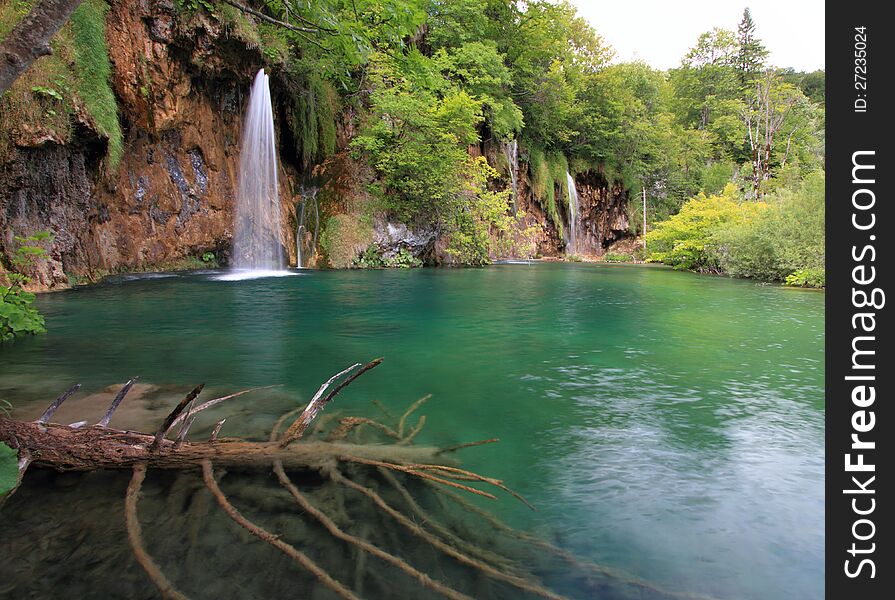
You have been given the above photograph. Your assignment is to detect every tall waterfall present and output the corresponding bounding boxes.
[566,171,579,255]
[503,139,519,214]
[232,69,285,272]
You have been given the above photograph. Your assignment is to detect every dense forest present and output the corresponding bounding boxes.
[1,0,825,339]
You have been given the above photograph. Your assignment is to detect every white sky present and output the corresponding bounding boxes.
[570,0,825,71]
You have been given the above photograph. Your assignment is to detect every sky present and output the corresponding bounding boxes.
[570,0,825,71]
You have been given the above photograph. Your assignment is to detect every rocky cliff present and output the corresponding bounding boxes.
[0,1,632,289]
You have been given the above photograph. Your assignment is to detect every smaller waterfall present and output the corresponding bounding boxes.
[295,185,319,269]
[503,139,519,214]
[566,172,579,255]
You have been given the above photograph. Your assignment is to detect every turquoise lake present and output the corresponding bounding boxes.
[0,263,824,599]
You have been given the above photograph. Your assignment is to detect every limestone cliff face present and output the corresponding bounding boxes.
[0,1,631,286]
[572,170,630,255]
[0,0,303,288]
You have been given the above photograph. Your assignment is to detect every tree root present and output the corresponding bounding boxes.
[377,467,524,576]
[330,468,568,600]
[2,359,724,600]
[201,459,358,600]
[273,460,472,600]
[125,463,189,600]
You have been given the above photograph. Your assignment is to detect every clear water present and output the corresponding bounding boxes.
[0,263,824,599]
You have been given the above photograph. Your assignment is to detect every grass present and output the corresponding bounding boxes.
[0,0,121,169]
[70,0,122,168]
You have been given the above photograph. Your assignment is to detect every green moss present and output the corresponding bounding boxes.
[217,3,262,47]
[528,145,568,241]
[70,0,122,169]
[288,71,339,165]
[320,214,374,268]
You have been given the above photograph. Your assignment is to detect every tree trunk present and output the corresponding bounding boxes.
[0,417,453,472]
[0,0,83,95]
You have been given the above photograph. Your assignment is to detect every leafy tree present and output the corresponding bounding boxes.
[735,7,768,85]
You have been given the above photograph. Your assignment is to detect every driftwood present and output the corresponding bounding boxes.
[0,359,717,600]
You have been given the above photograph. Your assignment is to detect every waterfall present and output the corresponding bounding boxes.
[295,185,318,269]
[503,138,519,214]
[231,69,285,272]
[566,171,579,255]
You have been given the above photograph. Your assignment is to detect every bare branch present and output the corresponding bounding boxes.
[272,460,472,600]
[220,0,321,34]
[98,377,139,427]
[280,359,383,446]
[37,384,81,425]
[151,384,205,451]
[398,394,430,438]
[209,419,226,442]
[170,385,279,430]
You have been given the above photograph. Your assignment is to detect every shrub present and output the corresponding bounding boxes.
[785,268,825,288]
[645,184,765,272]
[1,232,53,342]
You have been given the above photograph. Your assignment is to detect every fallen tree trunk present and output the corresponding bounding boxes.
[0,359,718,600]
[0,418,452,471]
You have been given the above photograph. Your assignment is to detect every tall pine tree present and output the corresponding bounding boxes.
[736,8,768,85]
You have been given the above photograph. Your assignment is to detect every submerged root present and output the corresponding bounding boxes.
[125,464,190,600]
[201,460,358,600]
[273,459,472,600]
[330,468,568,600]
[5,360,724,600]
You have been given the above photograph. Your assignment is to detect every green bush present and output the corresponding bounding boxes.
[645,184,765,272]
[320,214,374,268]
[1,232,52,342]
[785,268,825,288]
[647,174,825,286]
[604,252,633,263]
[714,172,824,284]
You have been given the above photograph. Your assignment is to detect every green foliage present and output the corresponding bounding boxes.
[31,85,64,101]
[645,184,765,272]
[353,245,423,268]
[604,252,634,263]
[647,174,824,286]
[70,0,122,168]
[201,251,216,264]
[785,268,825,288]
[1,442,20,499]
[736,8,768,85]
[1,232,52,342]
[442,157,515,265]
[175,0,216,13]
[714,172,824,284]
[351,52,484,225]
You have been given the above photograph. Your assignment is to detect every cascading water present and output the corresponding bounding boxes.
[295,185,318,269]
[503,138,519,215]
[566,171,579,255]
[231,69,286,273]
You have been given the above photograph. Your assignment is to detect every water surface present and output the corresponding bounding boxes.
[0,263,824,599]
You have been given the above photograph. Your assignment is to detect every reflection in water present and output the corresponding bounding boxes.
[0,264,824,599]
